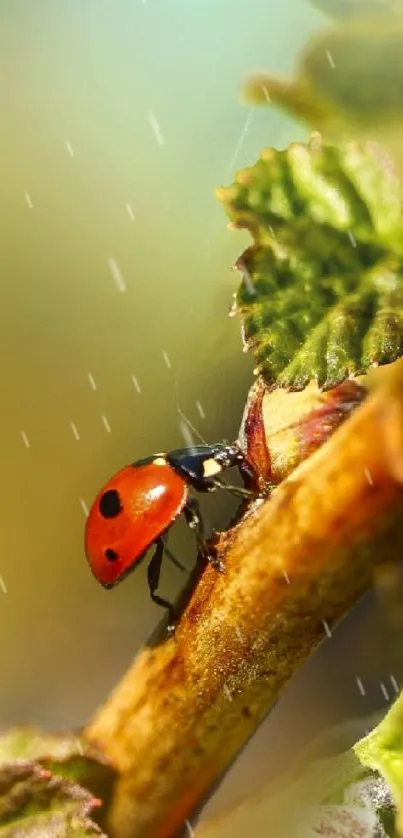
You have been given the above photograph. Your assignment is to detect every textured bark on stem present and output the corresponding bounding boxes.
[85,379,403,838]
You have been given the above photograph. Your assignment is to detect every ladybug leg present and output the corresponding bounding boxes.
[184,498,225,574]
[147,539,176,629]
[238,458,259,490]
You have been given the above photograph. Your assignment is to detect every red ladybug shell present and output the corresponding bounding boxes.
[85,462,188,588]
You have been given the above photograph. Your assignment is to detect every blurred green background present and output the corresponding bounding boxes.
[0,0,401,830]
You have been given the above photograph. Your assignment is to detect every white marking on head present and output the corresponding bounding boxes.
[202,458,222,478]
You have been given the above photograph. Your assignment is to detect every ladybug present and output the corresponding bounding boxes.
[85,443,255,624]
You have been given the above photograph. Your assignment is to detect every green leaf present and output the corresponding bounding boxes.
[0,761,106,836]
[303,22,403,129]
[302,801,389,837]
[243,20,403,137]
[309,0,401,22]
[355,691,403,835]
[242,74,330,127]
[200,721,394,837]
[217,134,403,390]
[0,727,115,807]
[0,728,116,837]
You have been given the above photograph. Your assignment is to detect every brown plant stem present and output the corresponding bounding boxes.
[84,378,403,838]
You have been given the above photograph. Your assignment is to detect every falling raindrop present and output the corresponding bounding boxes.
[195,400,205,419]
[132,374,141,393]
[326,50,335,69]
[87,373,97,391]
[355,676,366,696]
[70,422,80,441]
[148,112,165,146]
[108,257,127,292]
[126,202,135,221]
[80,498,89,517]
[20,431,31,448]
[101,414,111,433]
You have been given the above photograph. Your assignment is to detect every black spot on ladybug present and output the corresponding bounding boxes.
[105,548,119,562]
[99,489,122,519]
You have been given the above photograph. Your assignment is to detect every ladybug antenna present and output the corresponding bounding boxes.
[175,376,209,447]
[177,408,208,448]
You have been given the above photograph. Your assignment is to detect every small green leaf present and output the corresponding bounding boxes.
[0,727,115,808]
[0,728,116,836]
[355,691,403,835]
[0,761,106,836]
[309,0,401,22]
[217,134,403,389]
[302,22,403,129]
[242,75,330,127]
[303,802,388,836]
[243,20,403,137]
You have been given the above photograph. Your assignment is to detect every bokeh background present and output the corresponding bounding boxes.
[1,0,402,832]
